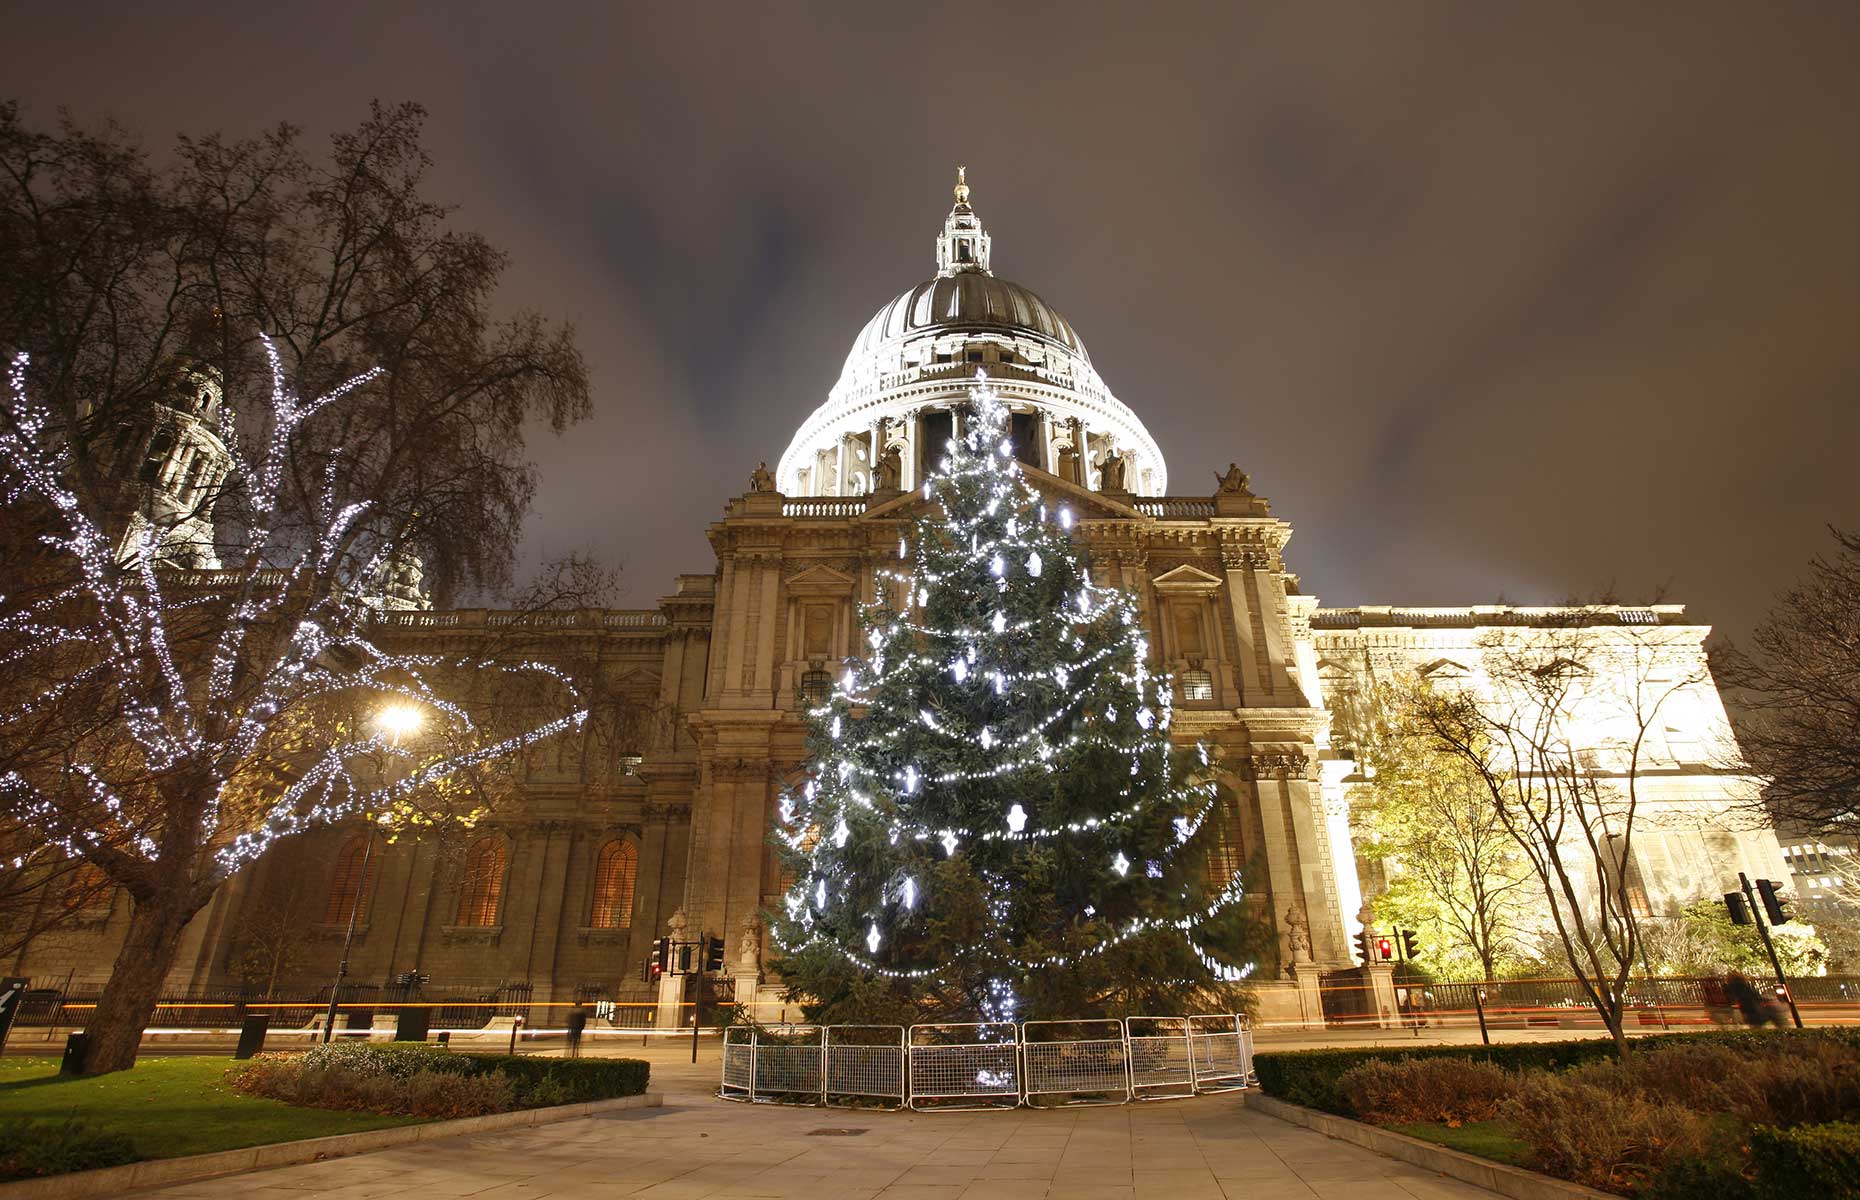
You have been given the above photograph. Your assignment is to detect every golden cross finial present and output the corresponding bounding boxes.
[954,165,969,206]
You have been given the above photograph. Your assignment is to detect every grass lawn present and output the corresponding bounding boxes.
[1386,1118,1532,1167]
[0,1056,421,1162]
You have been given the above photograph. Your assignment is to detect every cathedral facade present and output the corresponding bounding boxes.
[13,176,1787,1022]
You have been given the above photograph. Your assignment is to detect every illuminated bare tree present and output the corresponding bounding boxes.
[1411,617,1706,1058]
[0,347,585,1074]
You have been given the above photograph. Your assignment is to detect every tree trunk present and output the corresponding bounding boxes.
[77,889,205,1074]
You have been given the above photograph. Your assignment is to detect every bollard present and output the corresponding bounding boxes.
[508,1014,523,1055]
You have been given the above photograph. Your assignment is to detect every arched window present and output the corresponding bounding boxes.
[1207,786,1246,891]
[140,429,176,484]
[323,832,377,925]
[455,837,506,926]
[589,840,638,929]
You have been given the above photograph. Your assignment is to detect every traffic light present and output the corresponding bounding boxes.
[1376,936,1393,962]
[1724,892,1752,926]
[1353,929,1374,965]
[647,936,669,982]
[1755,878,1789,925]
[704,935,724,973]
[1399,929,1419,961]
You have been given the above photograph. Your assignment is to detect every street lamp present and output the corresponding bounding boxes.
[321,703,424,1043]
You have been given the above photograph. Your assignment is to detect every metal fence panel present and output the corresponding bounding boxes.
[1125,1016,1195,1100]
[824,1025,906,1108]
[1188,1013,1247,1091]
[1021,1020,1130,1106]
[908,1022,1021,1111]
[719,1026,755,1101]
[751,1024,824,1103]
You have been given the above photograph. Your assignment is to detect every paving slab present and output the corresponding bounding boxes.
[127,1045,1504,1200]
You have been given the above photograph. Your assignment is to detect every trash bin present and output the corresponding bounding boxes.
[234,1014,270,1059]
[60,1032,89,1075]
[395,1006,431,1043]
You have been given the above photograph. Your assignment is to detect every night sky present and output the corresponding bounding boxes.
[12,3,1857,646]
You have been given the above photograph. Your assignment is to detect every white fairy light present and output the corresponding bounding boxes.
[867,922,882,953]
[951,658,969,682]
[990,553,1006,577]
[941,831,959,856]
[1058,506,1073,530]
[815,879,828,910]
[992,610,1006,634]
[1006,803,1028,834]
[1112,852,1130,876]
[901,876,917,909]
[832,818,850,848]
[1026,550,1042,577]
[0,341,585,888]
[979,727,995,749]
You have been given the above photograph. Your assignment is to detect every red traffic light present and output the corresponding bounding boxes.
[1377,937,1392,961]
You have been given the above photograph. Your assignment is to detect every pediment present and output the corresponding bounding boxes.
[1417,657,1472,680]
[1150,563,1226,595]
[860,463,1145,522]
[784,564,857,596]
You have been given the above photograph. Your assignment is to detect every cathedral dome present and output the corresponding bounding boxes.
[844,273,1088,375]
[777,170,1165,498]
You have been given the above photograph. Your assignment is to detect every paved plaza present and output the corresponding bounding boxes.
[133,1044,1502,1200]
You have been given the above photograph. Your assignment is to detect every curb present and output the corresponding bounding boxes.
[0,1091,662,1199]
[1247,1093,1617,1200]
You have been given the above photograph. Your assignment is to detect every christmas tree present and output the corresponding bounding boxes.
[771,373,1259,1024]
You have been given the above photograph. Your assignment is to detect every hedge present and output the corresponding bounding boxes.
[1254,1028,1860,1117]
[0,1120,139,1182]
[466,1054,651,1103]
[1749,1121,1860,1200]
[292,1042,650,1105]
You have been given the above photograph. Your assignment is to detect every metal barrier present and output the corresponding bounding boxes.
[749,1024,825,1103]
[1125,1016,1196,1100]
[1187,1013,1250,1091]
[1022,1019,1130,1106]
[824,1025,907,1109]
[719,1025,755,1101]
[907,1022,1022,1111]
[718,1013,1252,1110]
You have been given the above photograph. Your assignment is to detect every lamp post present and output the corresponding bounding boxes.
[321,704,422,1044]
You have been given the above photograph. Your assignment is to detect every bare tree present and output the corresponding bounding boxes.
[1411,617,1706,1058]
[0,101,595,1073]
[1717,528,1860,834]
[0,348,585,1073]
[1348,678,1535,981]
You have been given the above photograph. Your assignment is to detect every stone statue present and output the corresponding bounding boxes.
[1098,448,1126,493]
[749,462,775,493]
[1215,463,1252,496]
[737,915,762,972]
[872,444,901,492]
[666,907,689,943]
[1284,904,1313,962]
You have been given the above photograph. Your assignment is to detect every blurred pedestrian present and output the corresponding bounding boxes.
[566,1004,587,1058]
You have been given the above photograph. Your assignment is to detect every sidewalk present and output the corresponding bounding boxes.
[127,1041,1502,1200]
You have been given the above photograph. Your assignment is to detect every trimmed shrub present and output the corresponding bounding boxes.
[1254,1028,1860,1117]
[0,1119,141,1181]
[1748,1121,1860,1200]
[1505,1074,1717,1195]
[1336,1057,1515,1126]
[232,1048,649,1116]
[298,1041,472,1079]
[1576,1037,1860,1130]
[1640,1157,1757,1200]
